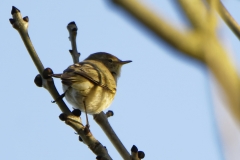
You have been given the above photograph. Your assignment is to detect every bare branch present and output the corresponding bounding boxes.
[67,22,80,63]
[178,0,217,32]
[67,22,132,160]
[109,0,205,62]
[94,113,131,160]
[10,7,44,74]
[60,112,112,160]
[177,0,240,125]
[109,0,240,125]
[214,0,240,39]
[178,0,208,29]
[10,6,113,159]
[10,6,70,114]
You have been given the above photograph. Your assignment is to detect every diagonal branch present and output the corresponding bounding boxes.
[60,112,112,160]
[10,6,112,160]
[109,0,204,62]
[66,21,132,160]
[94,112,131,160]
[109,0,240,125]
[10,6,70,114]
[213,0,240,39]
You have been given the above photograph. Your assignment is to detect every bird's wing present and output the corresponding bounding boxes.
[61,62,116,94]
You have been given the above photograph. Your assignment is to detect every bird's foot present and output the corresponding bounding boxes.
[51,91,66,103]
[84,124,90,134]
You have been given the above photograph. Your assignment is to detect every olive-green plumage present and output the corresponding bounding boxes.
[56,52,131,114]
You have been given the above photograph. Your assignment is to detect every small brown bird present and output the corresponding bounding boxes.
[53,52,131,126]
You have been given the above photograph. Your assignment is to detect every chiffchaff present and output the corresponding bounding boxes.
[53,52,131,126]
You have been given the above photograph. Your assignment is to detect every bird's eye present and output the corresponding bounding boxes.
[108,59,113,63]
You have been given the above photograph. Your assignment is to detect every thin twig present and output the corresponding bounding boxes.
[66,21,131,160]
[67,22,80,63]
[215,0,240,39]
[94,113,131,160]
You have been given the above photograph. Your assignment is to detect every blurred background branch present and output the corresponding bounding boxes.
[110,0,240,125]
[212,0,240,39]
[4,0,240,159]
[110,0,240,159]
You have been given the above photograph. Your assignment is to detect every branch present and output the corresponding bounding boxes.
[213,0,240,39]
[9,6,70,114]
[60,111,112,160]
[178,0,208,30]
[66,21,133,160]
[177,0,240,125]
[94,113,145,159]
[67,22,80,63]
[109,0,204,62]
[10,6,112,159]
[94,112,131,160]
[178,0,217,32]
[108,0,240,125]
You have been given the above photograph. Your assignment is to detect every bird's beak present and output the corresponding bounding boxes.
[119,60,132,65]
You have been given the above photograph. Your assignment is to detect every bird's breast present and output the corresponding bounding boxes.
[63,84,115,114]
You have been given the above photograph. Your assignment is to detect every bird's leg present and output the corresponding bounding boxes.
[83,100,90,128]
[52,89,68,103]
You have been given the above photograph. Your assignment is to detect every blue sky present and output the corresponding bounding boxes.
[1,1,240,160]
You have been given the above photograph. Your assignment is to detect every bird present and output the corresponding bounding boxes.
[52,52,131,126]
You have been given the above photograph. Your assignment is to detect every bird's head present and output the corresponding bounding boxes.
[85,52,132,81]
